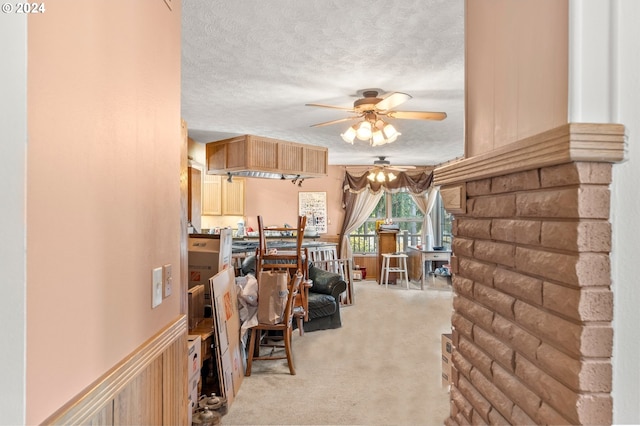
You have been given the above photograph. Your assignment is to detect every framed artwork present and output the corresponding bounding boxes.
[298,191,327,234]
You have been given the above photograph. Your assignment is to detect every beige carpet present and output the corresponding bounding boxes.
[223,277,453,425]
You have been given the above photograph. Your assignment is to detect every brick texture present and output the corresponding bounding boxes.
[447,161,613,426]
[493,267,542,305]
[474,283,515,320]
[491,169,540,194]
[457,218,492,239]
[474,240,515,267]
[540,162,612,187]
[491,219,541,245]
[541,220,611,252]
[466,178,492,196]
[543,282,613,321]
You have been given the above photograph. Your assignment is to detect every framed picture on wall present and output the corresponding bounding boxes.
[298,191,327,234]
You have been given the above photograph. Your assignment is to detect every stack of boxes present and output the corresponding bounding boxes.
[441,333,453,388]
[187,334,202,423]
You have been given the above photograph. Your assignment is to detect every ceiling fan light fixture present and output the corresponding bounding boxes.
[376,171,386,182]
[387,172,397,181]
[371,129,385,146]
[367,171,376,181]
[382,123,400,139]
[385,132,400,144]
[356,121,372,140]
[341,126,357,143]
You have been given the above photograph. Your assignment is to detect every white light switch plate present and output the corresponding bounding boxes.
[152,267,163,308]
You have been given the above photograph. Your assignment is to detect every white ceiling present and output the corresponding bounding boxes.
[181,0,465,167]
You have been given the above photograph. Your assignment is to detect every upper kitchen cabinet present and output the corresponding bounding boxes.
[205,135,328,179]
[202,174,245,216]
[202,174,222,215]
[222,178,245,215]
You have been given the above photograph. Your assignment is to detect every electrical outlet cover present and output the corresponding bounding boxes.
[152,267,163,308]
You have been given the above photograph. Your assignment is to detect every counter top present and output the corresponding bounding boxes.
[407,245,451,253]
[232,240,336,254]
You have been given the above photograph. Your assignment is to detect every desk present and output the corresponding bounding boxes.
[407,246,452,290]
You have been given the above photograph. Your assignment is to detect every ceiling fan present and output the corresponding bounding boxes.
[362,157,416,183]
[306,89,447,128]
[371,156,416,172]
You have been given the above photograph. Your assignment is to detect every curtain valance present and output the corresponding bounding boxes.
[342,170,433,199]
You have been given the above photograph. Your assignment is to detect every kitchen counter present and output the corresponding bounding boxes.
[231,240,335,254]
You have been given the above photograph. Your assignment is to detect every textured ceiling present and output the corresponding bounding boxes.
[182,0,465,167]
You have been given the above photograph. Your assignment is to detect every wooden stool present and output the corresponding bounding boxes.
[380,253,409,289]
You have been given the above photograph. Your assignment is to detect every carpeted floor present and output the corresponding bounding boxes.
[222,277,453,425]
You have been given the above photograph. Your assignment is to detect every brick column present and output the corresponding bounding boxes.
[434,124,625,426]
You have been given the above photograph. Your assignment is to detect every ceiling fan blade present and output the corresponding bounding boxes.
[387,165,416,171]
[387,111,447,120]
[374,92,412,111]
[305,103,355,112]
[310,116,360,127]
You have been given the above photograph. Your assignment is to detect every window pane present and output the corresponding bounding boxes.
[350,192,426,254]
[391,192,423,219]
[370,196,386,218]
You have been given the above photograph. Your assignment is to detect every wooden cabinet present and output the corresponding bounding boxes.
[188,166,202,231]
[202,174,222,215]
[202,174,245,216]
[205,134,328,177]
[222,178,245,215]
[376,230,398,283]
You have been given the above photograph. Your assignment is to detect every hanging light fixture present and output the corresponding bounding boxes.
[367,169,398,183]
[342,112,401,146]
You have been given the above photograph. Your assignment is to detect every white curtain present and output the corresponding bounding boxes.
[339,190,384,262]
[422,186,440,250]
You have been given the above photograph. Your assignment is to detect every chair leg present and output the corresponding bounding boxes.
[246,329,256,376]
[284,327,295,375]
[404,258,409,290]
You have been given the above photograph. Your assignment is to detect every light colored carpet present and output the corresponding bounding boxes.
[223,277,453,425]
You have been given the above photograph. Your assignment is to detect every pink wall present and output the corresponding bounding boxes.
[465,0,568,156]
[26,1,182,423]
[243,166,347,237]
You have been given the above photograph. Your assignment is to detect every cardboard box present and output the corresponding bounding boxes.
[188,334,202,380]
[188,285,205,330]
[210,268,244,407]
[442,333,453,387]
[442,370,450,387]
[442,333,453,358]
[189,374,200,408]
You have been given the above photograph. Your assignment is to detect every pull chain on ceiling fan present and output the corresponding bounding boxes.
[306,90,447,146]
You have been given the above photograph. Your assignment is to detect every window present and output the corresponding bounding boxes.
[349,191,423,254]
[433,194,453,248]
[349,190,452,254]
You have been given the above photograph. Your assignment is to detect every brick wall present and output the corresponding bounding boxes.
[445,162,613,425]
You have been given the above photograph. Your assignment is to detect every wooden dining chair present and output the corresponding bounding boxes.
[256,215,308,278]
[245,271,303,376]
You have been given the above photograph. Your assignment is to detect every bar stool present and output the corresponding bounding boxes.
[380,253,409,289]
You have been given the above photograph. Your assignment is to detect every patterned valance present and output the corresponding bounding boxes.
[342,170,433,198]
